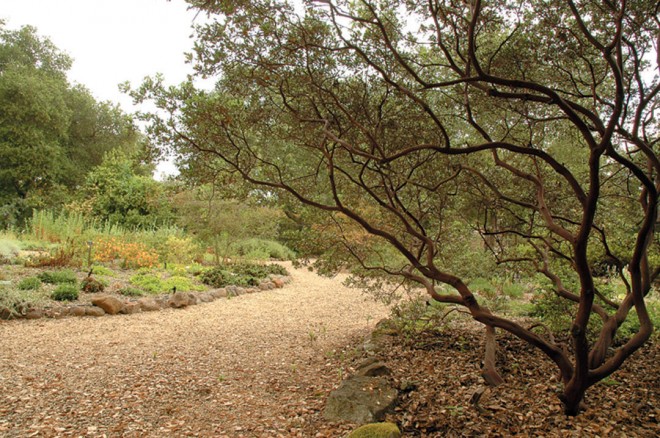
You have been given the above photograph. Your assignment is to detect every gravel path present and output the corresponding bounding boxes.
[0,263,389,437]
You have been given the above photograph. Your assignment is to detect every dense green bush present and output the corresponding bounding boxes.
[38,270,77,285]
[51,284,79,301]
[18,277,41,290]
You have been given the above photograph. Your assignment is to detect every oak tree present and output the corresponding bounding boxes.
[136,0,659,415]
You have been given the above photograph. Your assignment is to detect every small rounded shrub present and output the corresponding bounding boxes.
[81,276,104,293]
[18,277,42,290]
[51,284,79,301]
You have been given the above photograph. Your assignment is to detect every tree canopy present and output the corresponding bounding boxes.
[0,23,148,226]
[134,0,659,415]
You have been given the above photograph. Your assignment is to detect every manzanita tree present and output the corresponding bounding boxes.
[134,0,659,415]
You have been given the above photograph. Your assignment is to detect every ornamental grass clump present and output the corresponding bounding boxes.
[18,277,42,291]
[38,270,77,285]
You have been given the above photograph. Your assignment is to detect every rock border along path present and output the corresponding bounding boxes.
[0,262,389,437]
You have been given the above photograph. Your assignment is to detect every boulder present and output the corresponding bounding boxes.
[187,293,198,305]
[46,307,69,318]
[272,278,285,288]
[198,293,213,303]
[85,306,106,317]
[211,288,228,299]
[169,291,190,308]
[92,296,124,315]
[324,376,398,424]
[25,309,44,320]
[355,360,391,377]
[70,306,87,317]
[0,307,13,320]
[120,302,141,315]
[347,423,401,438]
[137,298,161,312]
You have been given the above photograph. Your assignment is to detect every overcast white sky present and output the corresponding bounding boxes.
[2,0,200,112]
[3,0,205,177]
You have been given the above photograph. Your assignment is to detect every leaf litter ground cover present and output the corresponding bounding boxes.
[375,327,659,437]
[0,263,657,437]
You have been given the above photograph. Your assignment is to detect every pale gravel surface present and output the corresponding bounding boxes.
[0,263,389,437]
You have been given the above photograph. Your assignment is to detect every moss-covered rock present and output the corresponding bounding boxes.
[347,422,401,438]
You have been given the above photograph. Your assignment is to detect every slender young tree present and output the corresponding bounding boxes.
[135,0,659,415]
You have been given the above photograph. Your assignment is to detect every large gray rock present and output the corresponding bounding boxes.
[92,296,124,315]
[324,376,398,424]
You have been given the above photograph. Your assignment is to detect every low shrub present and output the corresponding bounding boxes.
[118,287,145,297]
[38,270,78,285]
[18,277,42,290]
[200,268,229,288]
[91,265,115,277]
[200,263,288,288]
[128,271,206,294]
[93,237,159,269]
[162,276,205,292]
[231,238,295,260]
[51,284,79,301]
[235,263,288,278]
[129,273,164,294]
[81,276,104,293]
